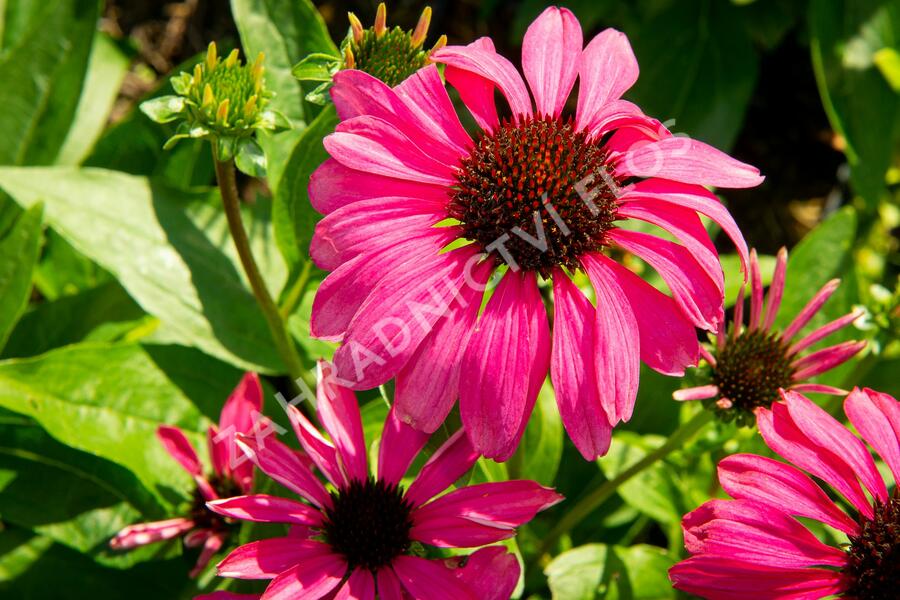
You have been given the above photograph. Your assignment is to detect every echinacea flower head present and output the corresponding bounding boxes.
[141,43,288,174]
[309,6,763,460]
[674,247,865,426]
[110,373,263,577]
[669,388,900,599]
[207,361,561,599]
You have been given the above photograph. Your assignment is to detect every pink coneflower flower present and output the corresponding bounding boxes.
[110,373,263,577]
[674,247,865,425]
[309,6,762,460]
[206,361,561,599]
[669,387,900,599]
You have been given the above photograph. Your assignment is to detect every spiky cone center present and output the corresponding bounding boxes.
[322,477,414,571]
[184,48,270,137]
[190,475,243,533]
[708,328,796,424]
[345,26,430,87]
[843,488,900,599]
[450,115,620,276]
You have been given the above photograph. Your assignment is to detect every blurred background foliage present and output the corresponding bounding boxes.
[0,0,897,598]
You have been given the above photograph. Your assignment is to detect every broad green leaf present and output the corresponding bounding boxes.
[55,33,130,166]
[810,0,900,208]
[509,379,562,487]
[33,229,112,301]
[3,281,145,359]
[0,166,284,372]
[0,342,207,499]
[0,203,42,351]
[0,0,97,166]
[546,543,676,600]
[598,433,685,526]
[272,104,337,268]
[627,0,759,150]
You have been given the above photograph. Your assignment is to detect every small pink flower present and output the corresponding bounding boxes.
[669,387,900,599]
[674,247,865,424]
[309,6,762,460]
[110,373,263,577]
[207,361,561,599]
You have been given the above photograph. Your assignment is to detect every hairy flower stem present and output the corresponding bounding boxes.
[213,153,313,392]
[532,410,714,566]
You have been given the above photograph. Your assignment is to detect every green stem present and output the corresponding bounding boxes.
[213,153,312,390]
[279,259,313,319]
[531,410,713,566]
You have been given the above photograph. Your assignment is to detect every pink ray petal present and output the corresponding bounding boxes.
[218,372,263,485]
[551,273,613,460]
[409,516,516,547]
[315,361,368,482]
[395,65,473,154]
[333,567,375,600]
[405,430,480,508]
[443,38,501,132]
[286,404,345,488]
[790,383,847,395]
[235,435,331,509]
[109,517,194,550]
[207,495,323,527]
[157,425,202,477]
[763,247,788,330]
[791,341,866,380]
[748,249,764,331]
[459,270,550,461]
[376,567,405,600]
[413,480,562,530]
[452,547,520,600]
[218,538,333,580]
[190,532,226,578]
[781,279,840,342]
[522,6,582,118]
[378,406,430,485]
[673,385,719,402]
[260,554,347,600]
[576,28,639,132]
[789,310,863,355]
[847,388,900,482]
[392,556,477,600]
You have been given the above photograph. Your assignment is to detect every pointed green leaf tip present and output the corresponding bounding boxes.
[235,138,267,177]
[140,95,186,123]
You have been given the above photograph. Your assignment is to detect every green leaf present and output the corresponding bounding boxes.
[139,95,187,125]
[235,138,267,178]
[0,203,42,351]
[545,543,676,600]
[272,104,337,267]
[0,0,98,166]
[2,281,145,359]
[509,379,562,487]
[292,52,341,82]
[720,252,775,308]
[627,0,759,150]
[0,343,207,500]
[55,33,130,166]
[33,229,111,301]
[810,0,900,208]
[0,166,285,372]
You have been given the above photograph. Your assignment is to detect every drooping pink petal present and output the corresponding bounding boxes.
[620,179,750,277]
[717,454,858,535]
[218,538,333,580]
[325,116,456,186]
[207,495,324,527]
[392,556,477,600]
[333,567,375,600]
[286,404,345,488]
[682,499,847,569]
[208,425,229,481]
[409,516,516,547]
[733,284,746,336]
[615,136,764,188]
[617,199,724,295]
[783,389,887,502]
[791,341,866,381]
[790,383,847,395]
[405,430,480,507]
[310,196,447,270]
[845,388,900,483]
[157,425,202,477]
[413,480,562,530]
[332,246,477,389]
[394,257,491,433]
[580,253,640,424]
[748,249,764,331]
[781,279,841,342]
[260,553,347,600]
[217,372,264,486]
[673,385,719,401]
[432,44,532,120]
[190,532,226,577]
[309,158,448,216]
[109,517,194,550]
[586,99,662,142]
[235,435,331,509]
[610,229,723,331]
[592,254,700,376]
[315,361,368,482]
[789,310,863,355]
[459,270,551,461]
[763,247,788,330]
[452,547,521,600]
[184,528,212,548]
[378,406,430,485]
[395,64,473,154]
[575,28,639,132]
[522,6,582,118]
[550,273,613,460]
[756,402,873,518]
[311,227,457,341]
[443,38,501,131]
[331,69,466,165]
